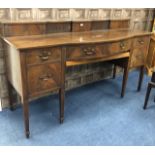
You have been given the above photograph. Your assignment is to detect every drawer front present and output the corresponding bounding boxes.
[72,22,91,32]
[130,47,146,67]
[67,40,131,61]
[107,39,131,54]
[26,47,61,65]
[133,36,150,48]
[27,63,61,95]
[66,45,105,61]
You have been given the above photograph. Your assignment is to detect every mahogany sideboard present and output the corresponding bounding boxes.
[0,20,151,138]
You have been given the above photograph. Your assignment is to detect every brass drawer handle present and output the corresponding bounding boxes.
[39,74,52,81]
[83,48,96,56]
[120,42,126,49]
[39,56,49,61]
[38,51,51,61]
[138,40,144,44]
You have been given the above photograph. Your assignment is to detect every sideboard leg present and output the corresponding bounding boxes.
[143,83,152,109]
[23,99,30,138]
[7,82,15,111]
[137,66,144,92]
[121,59,129,98]
[113,65,117,79]
[59,88,64,124]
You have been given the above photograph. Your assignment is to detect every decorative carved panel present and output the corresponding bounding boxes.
[56,9,70,20]
[88,9,99,19]
[101,9,111,19]
[0,8,10,20]
[37,8,53,20]
[122,9,132,19]
[111,9,123,19]
[13,8,35,21]
[72,9,86,20]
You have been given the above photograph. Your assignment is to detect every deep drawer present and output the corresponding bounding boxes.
[27,62,61,96]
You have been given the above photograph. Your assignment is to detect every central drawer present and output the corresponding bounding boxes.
[27,63,61,96]
[66,45,105,61]
[66,40,131,61]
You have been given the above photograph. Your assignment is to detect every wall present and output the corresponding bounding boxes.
[0,8,154,109]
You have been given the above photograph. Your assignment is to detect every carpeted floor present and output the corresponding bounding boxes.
[0,71,155,146]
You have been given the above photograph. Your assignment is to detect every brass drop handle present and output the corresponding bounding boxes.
[39,74,52,81]
[138,40,144,44]
[38,51,51,61]
[120,42,126,49]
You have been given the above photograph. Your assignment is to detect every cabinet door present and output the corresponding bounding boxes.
[130,36,150,68]
[130,47,146,67]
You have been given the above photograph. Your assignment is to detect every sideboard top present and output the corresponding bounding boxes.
[4,29,152,50]
[0,18,130,24]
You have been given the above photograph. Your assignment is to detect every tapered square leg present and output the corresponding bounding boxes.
[143,83,152,110]
[121,59,129,98]
[137,66,144,92]
[23,99,30,138]
[121,67,129,98]
[59,88,65,124]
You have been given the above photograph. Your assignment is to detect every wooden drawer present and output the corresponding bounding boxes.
[66,45,105,61]
[26,47,61,65]
[27,63,61,96]
[66,40,131,61]
[72,22,91,32]
[106,39,131,54]
[133,36,150,48]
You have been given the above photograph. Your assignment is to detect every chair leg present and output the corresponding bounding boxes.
[137,66,144,92]
[113,65,117,79]
[143,83,152,110]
